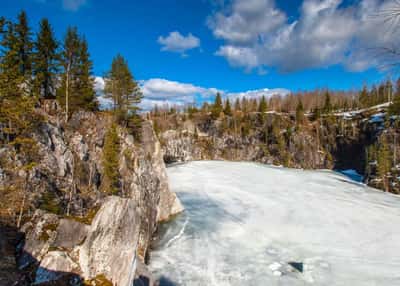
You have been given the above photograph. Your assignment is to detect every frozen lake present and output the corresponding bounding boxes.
[149,161,400,285]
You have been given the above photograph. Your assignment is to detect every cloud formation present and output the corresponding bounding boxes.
[158,31,200,55]
[94,77,288,111]
[208,0,400,73]
[62,0,86,11]
[226,88,290,101]
[95,77,218,110]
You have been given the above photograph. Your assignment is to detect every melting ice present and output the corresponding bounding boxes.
[149,161,400,286]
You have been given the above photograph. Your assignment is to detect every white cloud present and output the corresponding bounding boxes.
[141,78,216,100]
[62,0,86,11]
[140,78,219,109]
[209,0,400,72]
[95,77,220,111]
[226,88,290,101]
[208,0,286,44]
[94,76,288,111]
[158,31,200,54]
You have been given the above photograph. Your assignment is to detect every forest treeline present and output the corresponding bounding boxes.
[151,79,400,120]
[150,80,400,194]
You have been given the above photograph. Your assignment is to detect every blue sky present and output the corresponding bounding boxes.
[2,0,397,108]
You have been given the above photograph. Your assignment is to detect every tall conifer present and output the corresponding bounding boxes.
[104,54,143,127]
[33,18,59,99]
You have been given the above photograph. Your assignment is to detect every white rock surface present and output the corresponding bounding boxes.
[77,196,140,286]
[35,251,79,284]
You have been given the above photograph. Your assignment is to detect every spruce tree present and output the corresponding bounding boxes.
[241,97,248,113]
[323,91,332,114]
[258,95,267,113]
[377,136,391,192]
[234,98,241,111]
[224,98,232,116]
[14,11,33,94]
[74,37,97,110]
[313,107,321,121]
[211,92,223,119]
[57,27,97,119]
[104,54,143,127]
[0,20,20,99]
[296,99,305,126]
[57,27,80,120]
[389,93,400,115]
[390,78,400,115]
[359,85,369,108]
[102,124,120,194]
[33,18,59,99]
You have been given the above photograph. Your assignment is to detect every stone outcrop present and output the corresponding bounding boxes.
[1,108,183,285]
[160,117,329,169]
[18,210,59,270]
[53,219,88,249]
[141,122,183,222]
[77,196,139,286]
[35,251,80,285]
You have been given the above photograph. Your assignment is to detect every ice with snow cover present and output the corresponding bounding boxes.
[149,161,400,285]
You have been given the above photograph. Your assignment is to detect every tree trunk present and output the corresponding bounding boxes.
[66,61,71,122]
[17,188,26,228]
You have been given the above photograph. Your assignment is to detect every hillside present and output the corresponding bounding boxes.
[151,102,400,194]
[0,103,183,285]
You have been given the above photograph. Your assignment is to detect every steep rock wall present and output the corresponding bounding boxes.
[0,108,183,285]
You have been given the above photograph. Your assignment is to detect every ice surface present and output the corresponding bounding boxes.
[149,161,400,286]
[339,169,364,182]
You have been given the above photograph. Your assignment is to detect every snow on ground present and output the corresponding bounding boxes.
[333,102,391,118]
[149,161,400,286]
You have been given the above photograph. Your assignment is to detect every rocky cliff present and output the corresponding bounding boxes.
[159,113,330,169]
[154,108,400,194]
[0,107,183,285]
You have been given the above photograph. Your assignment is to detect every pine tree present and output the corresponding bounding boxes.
[258,95,267,113]
[57,27,80,120]
[0,15,33,99]
[377,136,391,192]
[313,107,321,121]
[359,85,369,108]
[385,80,393,103]
[74,37,97,110]
[241,97,248,113]
[14,11,33,94]
[370,85,378,106]
[33,18,59,99]
[323,91,332,114]
[211,92,223,119]
[389,93,400,115]
[296,99,305,126]
[0,20,19,99]
[390,78,400,115]
[224,98,232,116]
[250,98,258,112]
[0,14,38,144]
[234,98,241,111]
[102,124,120,194]
[57,27,97,119]
[104,54,143,127]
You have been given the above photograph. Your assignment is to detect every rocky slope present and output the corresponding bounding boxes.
[159,113,329,169]
[154,107,400,193]
[0,104,183,285]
